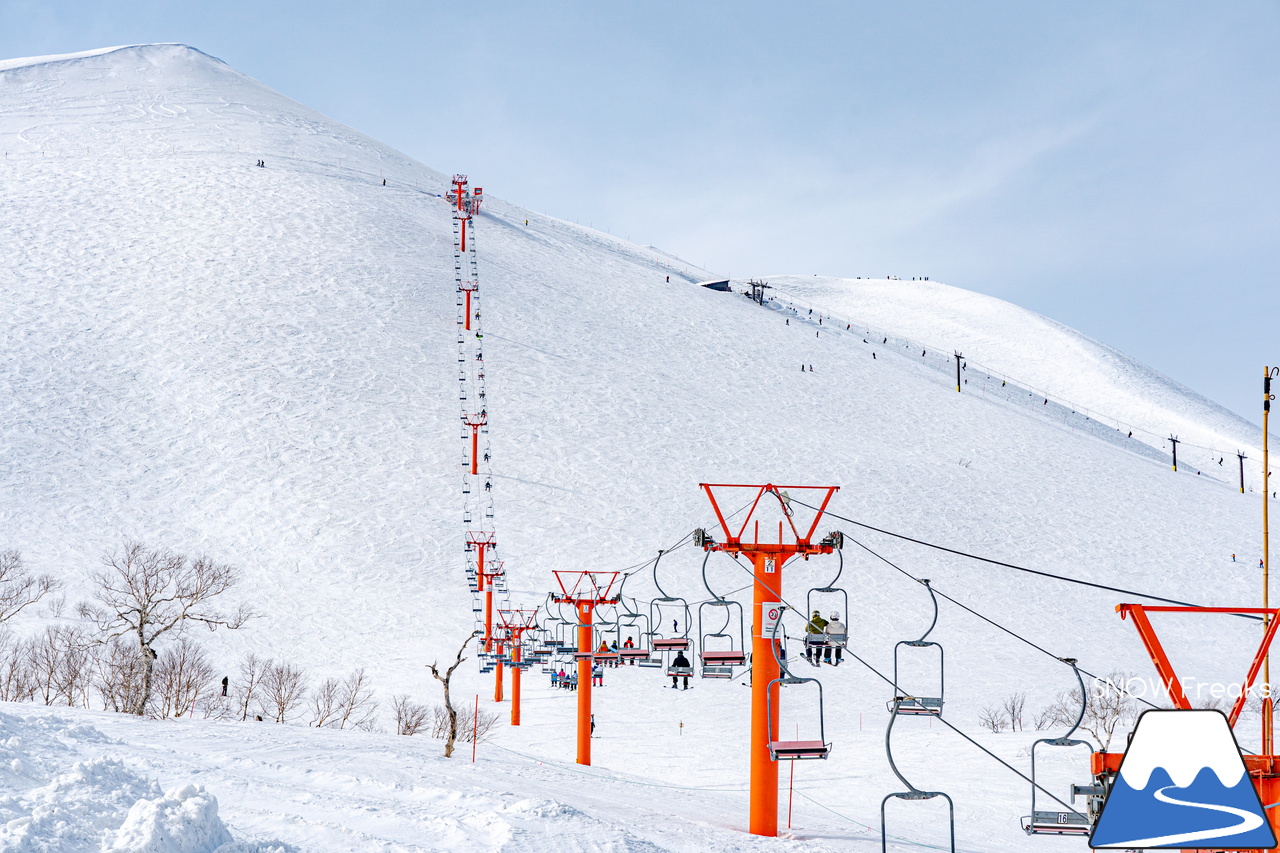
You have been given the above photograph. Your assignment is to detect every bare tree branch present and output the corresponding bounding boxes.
[0,551,59,624]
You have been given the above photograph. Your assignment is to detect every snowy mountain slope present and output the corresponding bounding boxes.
[763,274,1266,470]
[0,44,1275,851]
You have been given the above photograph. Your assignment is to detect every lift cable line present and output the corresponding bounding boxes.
[844,535,1164,712]
[716,550,1088,821]
[787,498,1261,618]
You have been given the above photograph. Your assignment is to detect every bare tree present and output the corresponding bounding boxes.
[259,661,307,723]
[93,638,148,713]
[152,637,215,719]
[334,668,378,731]
[428,631,479,757]
[80,542,251,716]
[979,703,1008,733]
[0,631,34,702]
[308,677,342,728]
[391,694,430,736]
[1002,691,1027,732]
[0,551,58,624]
[233,653,269,721]
[26,625,93,707]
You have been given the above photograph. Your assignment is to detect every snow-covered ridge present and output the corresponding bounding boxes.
[0,44,210,73]
[764,275,1263,462]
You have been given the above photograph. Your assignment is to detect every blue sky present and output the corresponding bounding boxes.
[3,1,1277,424]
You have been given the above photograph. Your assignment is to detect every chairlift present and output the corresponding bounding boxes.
[648,549,693,653]
[695,551,747,677]
[697,599,747,678]
[888,579,944,716]
[614,603,651,662]
[1020,658,1097,836]
[882,697,956,851]
[763,606,830,759]
[805,546,849,662]
[881,578,955,852]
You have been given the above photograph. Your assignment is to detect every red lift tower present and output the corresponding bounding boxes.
[1092,603,1280,849]
[466,531,504,698]
[497,608,540,726]
[464,412,487,475]
[551,570,620,766]
[697,483,839,838]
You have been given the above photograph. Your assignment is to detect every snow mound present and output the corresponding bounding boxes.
[0,712,272,853]
[103,784,231,853]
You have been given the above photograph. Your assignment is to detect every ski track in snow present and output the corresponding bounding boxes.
[0,43,1274,851]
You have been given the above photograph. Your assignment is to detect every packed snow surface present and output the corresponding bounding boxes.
[0,43,1274,851]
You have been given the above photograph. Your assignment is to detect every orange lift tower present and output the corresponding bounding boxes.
[695,483,839,837]
[447,174,483,328]
[551,570,620,765]
[464,412,486,475]
[497,608,540,726]
[466,532,503,697]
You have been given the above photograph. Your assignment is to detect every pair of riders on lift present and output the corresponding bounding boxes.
[805,610,846,665]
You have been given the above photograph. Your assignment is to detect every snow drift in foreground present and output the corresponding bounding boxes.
[0,710,288,853]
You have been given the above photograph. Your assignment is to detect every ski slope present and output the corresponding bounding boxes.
[0,44,1273,851]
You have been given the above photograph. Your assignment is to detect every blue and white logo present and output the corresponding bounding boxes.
[1091,709,1277,849]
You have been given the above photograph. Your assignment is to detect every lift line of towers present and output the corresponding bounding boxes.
[449,182,1280,849]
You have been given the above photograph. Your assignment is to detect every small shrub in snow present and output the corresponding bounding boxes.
[390,694,429,736]
[307,668,377,730]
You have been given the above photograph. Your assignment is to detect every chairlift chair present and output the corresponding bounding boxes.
[767,674,832,760]
[889,579,944,716]
[648,549,693,654]
[1020,658,1096,836]
[697,599,747,677]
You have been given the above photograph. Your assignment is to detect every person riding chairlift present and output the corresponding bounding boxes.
[824,612,846,666]
[671,651,692,690]
[804,610,828,663]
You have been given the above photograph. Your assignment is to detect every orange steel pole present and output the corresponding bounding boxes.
[511,641,523,725]
[750,550,785,837]
[494,638,504,703]
[464,289,472,331]
[470,427,479,475]
[577,601,594,765]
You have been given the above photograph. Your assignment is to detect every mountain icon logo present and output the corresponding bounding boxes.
[1091,709,1277,849]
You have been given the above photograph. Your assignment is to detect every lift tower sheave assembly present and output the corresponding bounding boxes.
[551,571,620,766]
[696,483,839,838]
